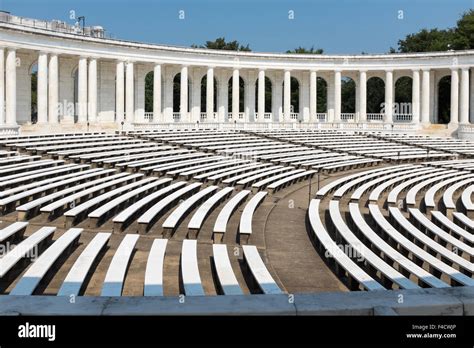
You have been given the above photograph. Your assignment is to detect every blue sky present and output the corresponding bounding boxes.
[1,0,472,54]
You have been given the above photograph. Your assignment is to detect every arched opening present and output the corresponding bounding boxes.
[317,77,327,113]
[228,76,245,114]
[366,77,385,114]
[394,76,413,120]
[437,76,451,124]
[29,62,38,124]
[145,71,154,113]
[341,76,356,113]
[173,73,191,113]
[254,76,273,113]
[200,75,218,112]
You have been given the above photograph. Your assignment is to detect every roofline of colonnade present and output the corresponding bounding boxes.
[1,20,474,71]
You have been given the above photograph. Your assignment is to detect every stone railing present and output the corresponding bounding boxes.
[0,125,20,135]
[132,121,420,132]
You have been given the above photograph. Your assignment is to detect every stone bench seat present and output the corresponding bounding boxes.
[162,186,218,238]
[113,181,186,232]
[239,191,267,244]
[212,244,243,295]
[267,170,316,194]
[0,226,56,278]
[36,172,139,221]
[88,178,171,227]
[181,239,205,296]
[242,245,283,294]
[137,183,202,233]
[101,234,139,296]
[57,232,111,296]
[144,239,168,296]
[213,190,250,243]
[9,228,83,296]
[348,202,449,288]
[0,168,111,212]
[63,174,147,227]
[0,221,29,243]
[187,187,234,238]
[330,200,420,290]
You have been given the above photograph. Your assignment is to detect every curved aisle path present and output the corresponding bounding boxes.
[263,175,348,293]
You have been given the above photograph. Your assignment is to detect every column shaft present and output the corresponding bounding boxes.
[87,58,97,122]
[412,70,420,123]
[310,71,317,122]
[37,52,48,123]
[334,70,341,122]
[125,62,134,122]
[460,68,469,124]
[5,49,16,125]
[421,69,431,124]
[77,57,88,123]
[206,67,214,119]
[0,48,3,125]
[258,69,265,120]
[450,69,459,125]
[385,70,393,123]
[232,69,239,119]
[115,61,125,123]
[359,71,367,122]
[153,64,161,122]
[284,70,291,121]
[180,66,188,121]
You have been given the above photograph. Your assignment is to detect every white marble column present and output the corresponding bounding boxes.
[359,70,367,122]
[246,77,256,122]
[125,61,134,122]
[77,57,88,123]
[421,69,431,124]
[310,70,317,122]
[385,70,393,123]
[47,54,59,124]
[334,70,341,122]
[217,74,228,123]
[37,52,48,124]
[460,68,469,124]
[152,64,162,123]
[0,49,4,125]
[87,58,97,123]
[411,70,420,123]
[0,48,4,125]
[272,76,283,122]
[206,67,214,120]
[180,66,188,121]
[115,61,125,123]
[470,68,474,123]
[5,48,16,126]
[258,69,265,120]
[450,68,459,125]
[232,68,239,119]
[284,70,291,121]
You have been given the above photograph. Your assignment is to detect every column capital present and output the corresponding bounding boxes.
[461,67,470,72]
[6,47,16,52]
[421,67,431,72]
[450,67,460,72]
[384,68,394,73]
[358,69,368,73]
[411,68,421,73]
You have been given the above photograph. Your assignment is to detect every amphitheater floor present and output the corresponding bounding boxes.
[262,178,348,293]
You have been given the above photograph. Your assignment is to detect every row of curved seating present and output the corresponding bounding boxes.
[308,160,474,291]
[0,222,282,296]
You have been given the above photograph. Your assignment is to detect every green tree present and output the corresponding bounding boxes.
[191,37,251,51]
[286,46,323,54]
